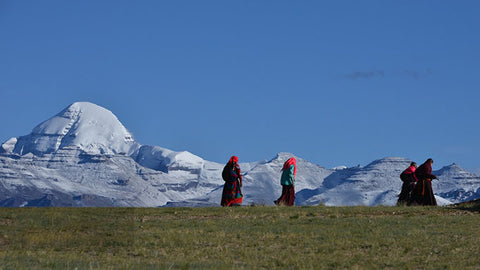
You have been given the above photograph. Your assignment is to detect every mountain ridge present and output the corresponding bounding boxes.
[1,102,480,207]
[9,102,139,156]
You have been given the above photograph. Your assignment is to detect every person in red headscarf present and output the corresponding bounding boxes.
[397,162,418,205]
[274,157,296,206]
[221,156,243,206]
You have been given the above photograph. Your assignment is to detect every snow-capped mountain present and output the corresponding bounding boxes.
[1,102,480,207]
[12,102,139,156]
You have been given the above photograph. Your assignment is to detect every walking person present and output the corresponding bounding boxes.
[221,156,243,206]
[274,157,297,206]
[397,162,418,205]
[409,158,437,206]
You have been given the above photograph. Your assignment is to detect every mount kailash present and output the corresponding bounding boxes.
[1,102,479,207]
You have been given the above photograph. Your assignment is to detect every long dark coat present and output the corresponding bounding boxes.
[409,162,437,206]
[397,165,417,205]
[221,162,243,206]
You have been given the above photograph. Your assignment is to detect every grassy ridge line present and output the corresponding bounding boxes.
[1,205,480,269]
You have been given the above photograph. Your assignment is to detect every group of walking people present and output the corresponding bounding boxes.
[221,155,438,207]
[221,155,297,207]
[397,158,437,206]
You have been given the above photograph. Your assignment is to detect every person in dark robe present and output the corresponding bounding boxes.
[221,156,243,206]
[274,157,296,206]
[409,158,437,206]
[397,162,418,205]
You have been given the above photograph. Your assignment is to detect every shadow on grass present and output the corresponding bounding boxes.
[450,199,480,213]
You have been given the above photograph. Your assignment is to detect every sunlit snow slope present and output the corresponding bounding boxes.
[1,102,480,207]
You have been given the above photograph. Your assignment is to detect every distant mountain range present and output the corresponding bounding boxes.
[1,102,479,207]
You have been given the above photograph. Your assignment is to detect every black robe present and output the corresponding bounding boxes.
[409,162,437,206]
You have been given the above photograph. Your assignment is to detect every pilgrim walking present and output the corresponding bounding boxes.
[397,162,418,205]
[221,156,243,206]
[409,158,437,206]
[274,157,297,206]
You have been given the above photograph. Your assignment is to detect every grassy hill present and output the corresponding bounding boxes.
[1,201,480,269]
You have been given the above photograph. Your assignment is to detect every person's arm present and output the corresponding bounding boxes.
[412,171,419,182]
[236,166,243,186]
[426,166,437,179]
[289,165,295,186]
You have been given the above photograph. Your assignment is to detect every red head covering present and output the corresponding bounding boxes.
[229,156,239,165]
[282,157,297,177]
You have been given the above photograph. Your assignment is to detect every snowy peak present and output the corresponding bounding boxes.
[134,145,204,173]
[11,102,140,156]
[2,102,480,207]
[269,152,299,165]
[433,163,480,203]
[347,157,411,187]
[434,163,480,190]
[274,152,296,160]
[364,157,411,169]
[0,137,17,153]
[435,163,466,175]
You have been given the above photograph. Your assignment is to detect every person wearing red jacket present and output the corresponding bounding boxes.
[221,156,243,206]
[397,162,418,205]
[409,158,437,206]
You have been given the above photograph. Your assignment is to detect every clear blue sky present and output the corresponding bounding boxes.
[1,1,479,172]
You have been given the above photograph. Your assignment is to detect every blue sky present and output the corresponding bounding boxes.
[1,1,479,172]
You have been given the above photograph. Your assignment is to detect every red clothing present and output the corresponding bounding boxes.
[414,162,436,181]
[410,179,437,206]
[229,156,239,165]
[274,185,295,206]
[221,156,243,206]
[410,161,437,206]
[398,165,418,205]
[221,180,243,206]
[400,165,418,182]
[276,157,297,206]
[283,157,297,177]
[223,156,242,184]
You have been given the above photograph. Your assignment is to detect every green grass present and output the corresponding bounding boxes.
[1,202,480,269]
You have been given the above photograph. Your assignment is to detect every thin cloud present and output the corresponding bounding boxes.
[344,68,433,80]
[400,69,433,79]
[344,70,385,80]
